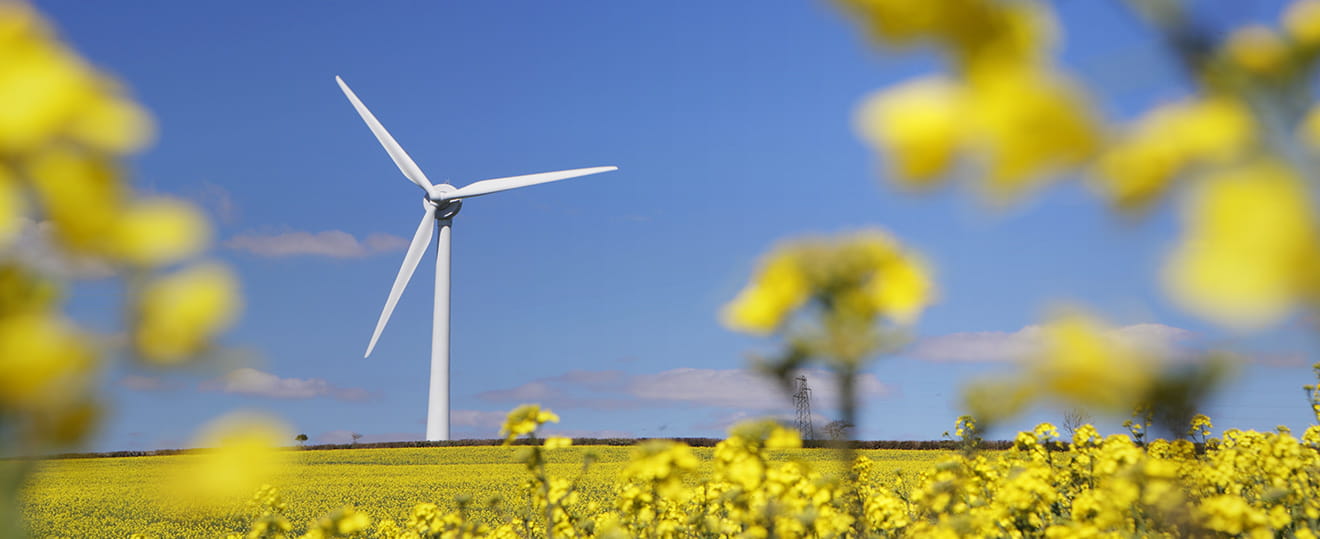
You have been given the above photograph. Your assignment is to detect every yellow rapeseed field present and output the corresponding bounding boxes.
[19,445,950,537]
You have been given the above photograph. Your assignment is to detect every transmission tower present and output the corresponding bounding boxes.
[793,375,815,440]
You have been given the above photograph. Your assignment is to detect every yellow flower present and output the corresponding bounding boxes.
[865,250,935,325]
[27,147,125,253]
[965,66,1099,201]
[0,165,22,247]
[0,313,92,410]
[855,77,965,186]
[66,91,153,154]
[1164,160,1320,329]
[1300,101,1320,150]
[1225,25,1289,75]
[543,436,572,449]
[172,412,289,506]
[1093,97,1252,210]
[134,263,240,364]
[722,248,808,334]
[1029,312,1154,411]
[1285,0,1320,47]
[0,3,93,153]
[725,230,934,336]
[766,425,803,449]
[835,0,1053,69]
[500,404,559,445]
[109,197,210,267]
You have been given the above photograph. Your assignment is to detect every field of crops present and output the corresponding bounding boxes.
[18,444,950,537]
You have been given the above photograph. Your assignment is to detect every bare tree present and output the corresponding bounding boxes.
[1063,408,1092,439]
[351,432,363,446]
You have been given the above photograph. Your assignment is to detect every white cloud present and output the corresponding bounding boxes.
[479,367,886,413]
[628,367,886,410]
[224,230,408,258]
[450,410,509,428]
[195,181,239,224]
[691,410,836,434]
[0,218,113,279]
[201,368,369,401]
[908,323,1195,362]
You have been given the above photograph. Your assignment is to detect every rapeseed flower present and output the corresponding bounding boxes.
[134,263,240,364]
[1164,160,1320,329]
[500,404,559,445]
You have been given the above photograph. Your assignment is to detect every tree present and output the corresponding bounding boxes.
[1062,408,1092,439]
[351,432,363,446]
[824,420,855,441]
[295,434,308,446]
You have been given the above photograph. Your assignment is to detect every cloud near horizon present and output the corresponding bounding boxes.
[908,323,1195,363]
[201,368,370,401]
[478,367,888,413]
[225,230,408,258]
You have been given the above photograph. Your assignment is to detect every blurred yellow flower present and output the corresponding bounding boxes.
[1300,101,1320,150]
[0,5,92,153]
[722,248,808,334]
[0,313,92,410]
[134,263,240,364]
[865,251,935,325]
[724,230,934,336]
[172,412,289,506]
[66,92,153,154]
[835,0,1054,69]
[544,436,572,449]
[500,404,559,445]
[833,0,975,47]
[1285,0,1320,47]
[0,165,23,247]
[764,425,802,449]
[1224,25,1289,75]
[857,66,1098,202]
[0,2,150,155]
[109,197,210,267]
[855,77,965,186]
[1164,160,1320,329]
[1029,312,1154,412]
[1094,97,1253,210]
[966,66,1099,200]
[27,147,124,253]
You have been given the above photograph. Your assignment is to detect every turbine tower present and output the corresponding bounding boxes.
[337,76,617,441]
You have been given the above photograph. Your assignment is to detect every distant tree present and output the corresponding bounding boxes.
[824,420,854,441]
[295,433,308,446]
[351,432,363,446]
[1063,408,1093,439]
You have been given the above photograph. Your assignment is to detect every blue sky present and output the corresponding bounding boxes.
[31,1,1318,450]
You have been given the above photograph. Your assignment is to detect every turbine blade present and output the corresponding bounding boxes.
[365,208,435,358]
[445,166,618,200]
[336,76,434,191]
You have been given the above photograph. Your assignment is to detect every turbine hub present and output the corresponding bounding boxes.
[426,183,457,202]
[425,184,461,219]
[426,197,461,220]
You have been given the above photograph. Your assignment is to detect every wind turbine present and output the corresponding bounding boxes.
[337,76,617,441]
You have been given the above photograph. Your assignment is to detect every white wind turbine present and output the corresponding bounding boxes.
[337,76,617,441]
